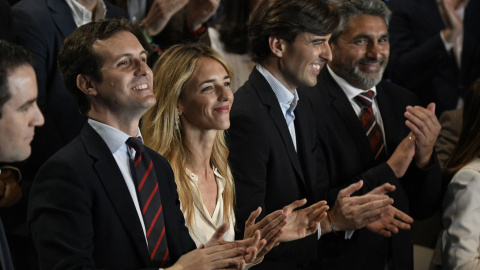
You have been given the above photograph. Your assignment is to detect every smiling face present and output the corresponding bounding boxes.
[88,31,155,122]
[0,65,44,162]
[177,57,233,132]
[329,15,389,90]
[277,32,332,92]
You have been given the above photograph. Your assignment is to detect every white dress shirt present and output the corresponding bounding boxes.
[88,119,148,246]
[127,0,147,25]
[65,0,107,27]
[256,64,299,151]
[442,157,480,270]
[328,65,387,153]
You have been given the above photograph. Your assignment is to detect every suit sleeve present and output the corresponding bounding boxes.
[12,5,50,114]
[442,168,480,270]
[401,154,442,220]
[434,110,462,168]
[12,5,66,152]
[29,155,165,270]
[228,111,270,236]
[387,2,453,90]
[28,158,98,270]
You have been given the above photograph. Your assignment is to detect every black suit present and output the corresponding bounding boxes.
[387,0,480,116]
[228,68,326,270]
[28,124,195,270]
[300,68,442,270]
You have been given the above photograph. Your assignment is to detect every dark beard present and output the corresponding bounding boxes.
[335,58,387,89]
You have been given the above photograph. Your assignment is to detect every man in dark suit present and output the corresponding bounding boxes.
[300,0,443,269]
[29,19,252,270]
[387,0,480,116]
[228,1,401,269]
[0,40,44,270]
[7,2,126,268]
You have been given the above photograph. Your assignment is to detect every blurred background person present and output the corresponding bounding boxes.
[387,0,480,117]
[208,0,261,91]
[107,0,221,64]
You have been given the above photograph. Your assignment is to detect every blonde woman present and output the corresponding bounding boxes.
[142,43,329,266]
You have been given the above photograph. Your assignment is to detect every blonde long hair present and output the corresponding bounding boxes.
[142,43,235,231]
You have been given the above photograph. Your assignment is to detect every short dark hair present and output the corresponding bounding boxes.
[0,40,34,118]
[58,19,135,116]
[248,0,340,63]
[330,0,392,44]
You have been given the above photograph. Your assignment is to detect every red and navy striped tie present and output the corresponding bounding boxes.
[126,137,170,267]
[354,91,386,162]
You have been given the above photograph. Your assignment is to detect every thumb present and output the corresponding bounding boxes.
[246,207,262,226]
[283,198,307,213]
[211,222,229,241]
[339,180,363,198]
[369,182,396,195]
[427,102,436,113]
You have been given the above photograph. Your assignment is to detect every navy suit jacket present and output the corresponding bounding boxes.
[387,0,480,116]
[11,0,126,181]
[28,124,196,270]
[300,68,442,270]
[228,68,327,270]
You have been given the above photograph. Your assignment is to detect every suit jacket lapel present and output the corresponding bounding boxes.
[293,99,316,200]
[48,0,77,40]
[322,69,375,163]
[249,69,306,186]
[80,124,151,265]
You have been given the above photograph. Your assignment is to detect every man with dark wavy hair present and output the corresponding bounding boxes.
[228,1,400,269]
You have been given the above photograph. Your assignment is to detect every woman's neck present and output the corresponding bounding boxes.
[183,128,216,176]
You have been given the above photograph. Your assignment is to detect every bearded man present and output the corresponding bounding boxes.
[300,0,442,269]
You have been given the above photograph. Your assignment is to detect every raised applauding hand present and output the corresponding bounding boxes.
[325,180,394,232]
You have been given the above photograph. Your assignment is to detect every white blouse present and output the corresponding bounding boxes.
[442,158,480,269]
[183,167,235,247]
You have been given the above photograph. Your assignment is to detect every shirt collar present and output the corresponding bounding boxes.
[256,64,299,113]
[65,0,107,28]
[88,118,141,154]
[327,65,377,100]
[186,166,226,191]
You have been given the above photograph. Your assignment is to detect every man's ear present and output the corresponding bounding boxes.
[76,74,98,96]
[269,36,286,58]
